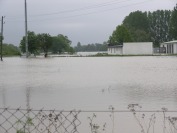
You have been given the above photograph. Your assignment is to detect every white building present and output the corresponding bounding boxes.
[108,42,153,55]
[160,40,177,54]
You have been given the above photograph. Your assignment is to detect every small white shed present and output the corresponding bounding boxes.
[160,40,177,54]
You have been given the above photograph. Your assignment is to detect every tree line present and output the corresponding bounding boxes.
[74,42,107,52]
[0,44,20,56]
[108,4,177,47]
[20,31,74,57]
[2,4,177,55]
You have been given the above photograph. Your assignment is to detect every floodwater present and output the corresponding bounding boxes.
[0,56,177,111]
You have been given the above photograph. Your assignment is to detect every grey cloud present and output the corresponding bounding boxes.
[1,0,176,46]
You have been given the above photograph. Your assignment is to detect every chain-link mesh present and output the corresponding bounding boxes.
[0,108,81,133]
[1,107,177,133]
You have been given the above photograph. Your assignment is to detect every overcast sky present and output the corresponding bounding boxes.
[0,0,176,46]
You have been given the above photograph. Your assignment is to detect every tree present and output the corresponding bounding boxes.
[148,10,172,46]
[123,11,150,42]
[75,42,82,52]
[2,43,20,56]
[170,4,177,40]
[132,30,151,42]
[19,31,39,55]
[51,34,72,54]
[37,33,52,57]
[108,25,132,45]
[123,11,149,32]
[68,47,75,54]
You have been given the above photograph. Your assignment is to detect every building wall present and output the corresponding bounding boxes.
[123,42,153,55]
[174,43,177,54]
[108,47,123,55]
[160,42,177,54]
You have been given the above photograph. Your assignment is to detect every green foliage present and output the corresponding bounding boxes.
[75,42,82,51]
[94,53,108,56]
[148,10,172,46]
[122,11,150,42]
[20,31,39,55]
[132,29,150,42]
[16,117,34,133]
[170,4,177,40]
[37,33,52,57]
[74,42,107,52]
[16,130,25,133]
[51,34,72,54]
[123,11,149,32]
[108,25,132,45]
[111,8,174,47]
[1,43,20,56]
[68,47,75,54]
[19,31,74,57]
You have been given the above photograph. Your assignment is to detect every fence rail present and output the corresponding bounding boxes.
[1,106,177,133]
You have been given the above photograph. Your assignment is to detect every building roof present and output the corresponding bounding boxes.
[162,40,177,44]
[108,45,123,48]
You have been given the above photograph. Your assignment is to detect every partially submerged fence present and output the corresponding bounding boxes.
[0,108,81,133]
[1,105,177,133]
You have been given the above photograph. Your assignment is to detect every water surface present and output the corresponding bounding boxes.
[0,56,177,110]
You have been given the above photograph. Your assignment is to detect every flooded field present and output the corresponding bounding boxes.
[0,56,177,110]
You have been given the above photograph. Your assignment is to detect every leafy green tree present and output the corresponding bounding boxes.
[123,11,149,32]
[123,11,150,42]
[52,36,63,54]
[132,29,151,42]
[19,31,39,55]
[68,47,75,54]
[51,34,72,54]
[108,25,132,45]
[170,4,177,40]
[37,33,52,57]
[148,10,172,46]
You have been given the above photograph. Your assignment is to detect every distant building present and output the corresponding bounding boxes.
[108,45,123,55]
[108,42,153,55]
[160,40,177,54]
[153,47,166,54]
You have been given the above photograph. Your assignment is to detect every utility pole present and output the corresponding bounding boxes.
[25,0,28,58]
[1,16,5,61]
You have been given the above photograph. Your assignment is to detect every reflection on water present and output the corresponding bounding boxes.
[2,88,6,107]
[26,87,30,109]
[0,62,6,107]
[0,56,177,110]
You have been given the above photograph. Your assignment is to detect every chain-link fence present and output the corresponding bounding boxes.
[0,108,81,133]
[1,105,177,133]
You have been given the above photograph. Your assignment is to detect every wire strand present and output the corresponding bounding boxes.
[6,0,151,23]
